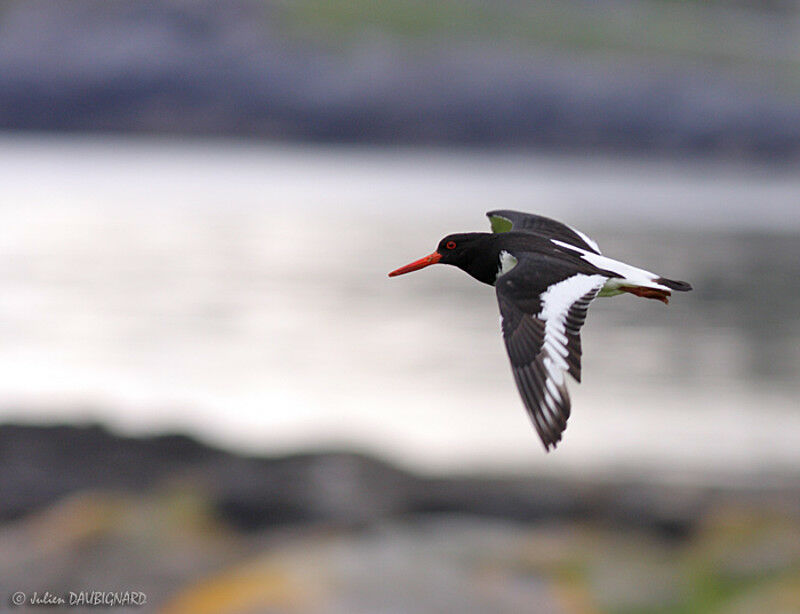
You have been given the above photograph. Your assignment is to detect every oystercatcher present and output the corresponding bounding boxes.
[389,210,692,450]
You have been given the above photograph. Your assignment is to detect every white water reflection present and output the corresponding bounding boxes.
[0,135,798,481]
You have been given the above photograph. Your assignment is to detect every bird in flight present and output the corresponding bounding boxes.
[389,210,692,451]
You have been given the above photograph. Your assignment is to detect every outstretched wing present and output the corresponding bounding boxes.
[487,210,601,255]
[496,259,606,450]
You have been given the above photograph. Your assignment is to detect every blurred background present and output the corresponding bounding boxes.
[1,1,799,612]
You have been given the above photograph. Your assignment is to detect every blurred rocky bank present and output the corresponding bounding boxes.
[1,423,799,613]
[3,0,800,158]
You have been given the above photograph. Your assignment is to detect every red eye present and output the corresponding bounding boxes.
[446,241,456,250]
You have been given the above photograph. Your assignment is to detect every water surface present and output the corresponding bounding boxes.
[0,135,798,481]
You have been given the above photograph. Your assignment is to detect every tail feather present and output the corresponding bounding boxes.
[655,277,692,292]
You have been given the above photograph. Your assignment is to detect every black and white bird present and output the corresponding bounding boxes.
[389,210,692,451]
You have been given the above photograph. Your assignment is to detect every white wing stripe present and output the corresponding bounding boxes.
[567,225,602,254]
[545,378,561,399]
[551,240,669,291]
[537,273,606,395]
[544,355,567,379]
[547,327,568,346]
[548,340,569,358]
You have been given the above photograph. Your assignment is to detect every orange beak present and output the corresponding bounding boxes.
[388,252,442,277]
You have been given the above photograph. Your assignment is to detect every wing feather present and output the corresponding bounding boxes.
[487,210,602,254]
[497,267,605,450]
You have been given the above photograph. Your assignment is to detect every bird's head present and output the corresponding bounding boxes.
[388,233,496,282]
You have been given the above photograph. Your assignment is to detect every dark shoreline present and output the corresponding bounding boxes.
[2,423,798,535]
[2,422,799,613]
